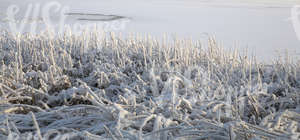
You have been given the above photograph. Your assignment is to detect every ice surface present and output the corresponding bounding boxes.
[0,0,300,61]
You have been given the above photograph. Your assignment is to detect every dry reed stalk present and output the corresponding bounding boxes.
[0,29,299,140]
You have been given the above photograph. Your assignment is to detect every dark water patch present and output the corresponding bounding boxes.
[65,12,128,21]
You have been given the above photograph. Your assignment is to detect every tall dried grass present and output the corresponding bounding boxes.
[0,30,299,140]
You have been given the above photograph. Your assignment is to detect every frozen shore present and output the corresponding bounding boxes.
[0,30,300,139]
[0,0,300,61]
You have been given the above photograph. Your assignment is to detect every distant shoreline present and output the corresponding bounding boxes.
[195,0,300,9]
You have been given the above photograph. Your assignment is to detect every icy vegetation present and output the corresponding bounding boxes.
[0,30,299,140]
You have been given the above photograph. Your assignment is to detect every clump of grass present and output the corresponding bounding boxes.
[0,29,299,140]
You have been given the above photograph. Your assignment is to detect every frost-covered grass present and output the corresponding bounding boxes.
[0,30,299,140]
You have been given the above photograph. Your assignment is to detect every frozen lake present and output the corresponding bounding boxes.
[1,0,300,62]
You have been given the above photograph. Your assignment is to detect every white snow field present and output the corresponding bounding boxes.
[0,0,300,140]
[0,0,300,61]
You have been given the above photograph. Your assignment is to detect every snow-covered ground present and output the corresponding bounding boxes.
[1,1,300,140]
[1,19,300,140]
[0,0,300,61]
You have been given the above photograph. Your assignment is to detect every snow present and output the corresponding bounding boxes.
[0,0,299,60]
[1,25,300,139]
[0,1,300,139]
